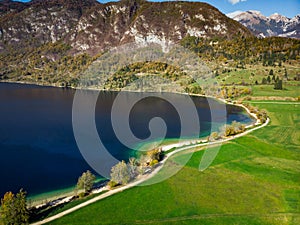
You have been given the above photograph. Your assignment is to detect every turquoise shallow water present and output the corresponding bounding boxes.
[27,177,107,206]
[0,82,254,198]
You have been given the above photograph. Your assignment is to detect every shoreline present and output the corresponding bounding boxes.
[28,186,75,207]
[31,115,270,225]
[1,80,257,201]
[27,177,107,208]
[1,81,265,222]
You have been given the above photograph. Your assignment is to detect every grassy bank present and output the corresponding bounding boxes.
[48,101,300,224]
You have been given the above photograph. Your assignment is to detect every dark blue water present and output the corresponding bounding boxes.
[0,83,253,197]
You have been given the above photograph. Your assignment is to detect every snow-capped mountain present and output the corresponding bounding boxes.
[227,10,300,39]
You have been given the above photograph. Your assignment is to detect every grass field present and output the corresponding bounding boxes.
[215,63,300,102]
[216,63,300,87]
[251,85,300,98]
[49,101,300,225]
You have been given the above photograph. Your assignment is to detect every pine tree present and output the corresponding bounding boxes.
[15,189,29,225]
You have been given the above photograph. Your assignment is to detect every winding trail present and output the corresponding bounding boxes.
[31,114,269,225]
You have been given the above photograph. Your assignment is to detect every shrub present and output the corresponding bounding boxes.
[221,121,246,137]
[107,180,118,189]
[149,159,159,166]
[209,132,220,141]
[78,192,85,198]
[257,110,268,123]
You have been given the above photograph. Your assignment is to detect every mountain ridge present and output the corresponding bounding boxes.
[1,0,299,89]
[0,0,252,55]
[227,10,300,39]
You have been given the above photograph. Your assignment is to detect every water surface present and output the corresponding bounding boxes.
[0,83,253,197]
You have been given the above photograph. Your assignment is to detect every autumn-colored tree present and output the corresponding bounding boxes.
[0,189,29,225]
[0,192,15,225]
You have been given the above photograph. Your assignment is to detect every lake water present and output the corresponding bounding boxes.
[0,82,254,198]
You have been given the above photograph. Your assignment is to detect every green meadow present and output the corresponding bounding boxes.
[251,85,300,98]
[49,101,300,224]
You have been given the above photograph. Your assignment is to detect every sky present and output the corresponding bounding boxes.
[13,0,300,18]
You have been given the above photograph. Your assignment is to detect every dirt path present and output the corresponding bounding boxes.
[31,116,269,225]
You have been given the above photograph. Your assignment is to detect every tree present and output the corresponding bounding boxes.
[284,68,288,79]
[274,79,283,90]
[76,170,96,194]
[215,70,219,77]
[110,161,130,185]
[146,149,162,161]
[269,69,274,76]
[261,77,267,84]
[127,157,137,178]
[0,189,29,225]
[0,192,15,225]
[272,75,276,82]
[15,190,29,225]
[221,121,245,137]
[267,75,271,83]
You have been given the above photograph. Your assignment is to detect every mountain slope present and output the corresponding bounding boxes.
[0,0,252,55]
[227,10,300,39]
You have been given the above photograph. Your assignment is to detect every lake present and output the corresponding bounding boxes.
[0,82,254,198]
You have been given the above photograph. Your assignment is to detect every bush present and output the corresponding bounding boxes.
[149,159,159,166]
[209,132,220,141]
[257,110,268,123]
[78,192,85,198]
[107,180,118,189]
[222,121,246,137]
[147,149,162,161]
